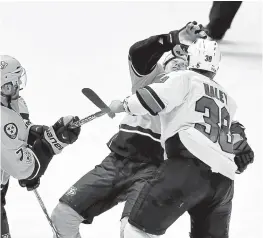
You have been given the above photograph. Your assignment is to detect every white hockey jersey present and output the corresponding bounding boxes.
[1,97,38,186]
[125,70,238,179]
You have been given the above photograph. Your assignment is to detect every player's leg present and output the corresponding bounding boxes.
[189,173,234,238]
[51,202,83,238]
[124,222,160,238]
[1,205,11,238]
[51,152,128,238]
[118,162,158,238]
[121,162,158,219]
[1,181,11,238]
[207,1,242,40]
[128,156,212,236]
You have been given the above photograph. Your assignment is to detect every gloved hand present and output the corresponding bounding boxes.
[44,116,81,154]
[27,125,49,146]
[19,177,40,191]
[234,150,254,174]
[53,116,81,144]
[231,121,254,174]
[168,21,207,57]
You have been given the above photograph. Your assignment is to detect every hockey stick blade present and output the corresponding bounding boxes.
[69,109,110,129]
[82,88,109,110]
[82,88,115,118]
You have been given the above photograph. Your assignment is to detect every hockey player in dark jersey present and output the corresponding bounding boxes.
[50,22,207,238]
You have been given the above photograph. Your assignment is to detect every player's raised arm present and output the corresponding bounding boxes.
[129,21,207,76]
[128,21,206,92]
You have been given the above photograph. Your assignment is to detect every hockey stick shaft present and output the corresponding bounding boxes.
[33,189,60,238]
[68,109,109,129]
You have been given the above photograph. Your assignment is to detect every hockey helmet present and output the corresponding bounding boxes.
[1,55,27,90]
[187,39,221,73]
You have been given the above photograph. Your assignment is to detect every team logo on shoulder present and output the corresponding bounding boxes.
[4,123,18,139]
[66,186,77,196]
[0,61,8,70]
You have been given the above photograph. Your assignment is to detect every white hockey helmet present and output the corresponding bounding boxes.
[1,55,27,89]
[187,39,221,73]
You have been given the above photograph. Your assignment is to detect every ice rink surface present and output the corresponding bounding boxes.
[0,1,262,237]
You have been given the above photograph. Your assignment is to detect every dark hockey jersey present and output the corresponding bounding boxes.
[107,34,174,164]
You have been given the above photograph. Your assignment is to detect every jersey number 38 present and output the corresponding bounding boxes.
[194,96,233,153]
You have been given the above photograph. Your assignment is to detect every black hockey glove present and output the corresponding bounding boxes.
[44,116,81,154]
[52,116,81,144]
[231,121,254,174]
[27,125,49,146]
[168,21,207,57]
[19,177,40,191]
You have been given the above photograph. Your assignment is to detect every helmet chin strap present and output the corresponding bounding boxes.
[1,92,12,107]
[1,87,19,108]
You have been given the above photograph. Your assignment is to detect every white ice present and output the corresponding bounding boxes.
[0,2,262,238]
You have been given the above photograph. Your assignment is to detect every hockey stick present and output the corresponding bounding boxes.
[82,88,115,118]
[68,109,110,129]
[33,189,60,238]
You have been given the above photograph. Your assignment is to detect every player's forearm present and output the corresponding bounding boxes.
[129,34,173,75]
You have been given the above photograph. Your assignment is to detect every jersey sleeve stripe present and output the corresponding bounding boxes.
[130,62,143,78]
[136,89,158,116]
[136,86,165,116]
[144,86,165,109]
[129,55,157,77]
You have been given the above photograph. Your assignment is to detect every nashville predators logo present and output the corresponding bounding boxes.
[0,61,8,70]
[66,186,77,196]
[4,123,18,139]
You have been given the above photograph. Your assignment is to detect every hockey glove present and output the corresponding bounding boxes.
[27,125,49,146]
[44,116,81,154]
[168,21,207,57]
[231,121,254,174]
[19,177,40,191]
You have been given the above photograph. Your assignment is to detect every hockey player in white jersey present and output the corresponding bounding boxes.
[50,22,208,238]
[109,39,254,238]
[1,55,81,238]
